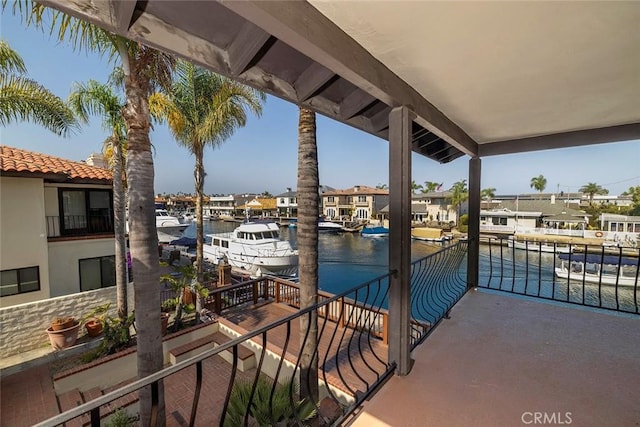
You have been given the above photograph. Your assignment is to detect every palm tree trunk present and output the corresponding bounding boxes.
[112,137,128,320]
[123,74,165,426]
[297,107,319,403]
[194,142,205,320]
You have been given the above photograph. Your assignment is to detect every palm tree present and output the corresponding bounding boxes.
[68,78,128,320]
[0,39,77,135]
[9,4,176,423]
[530,175,547,196]
[422,181,439,193]
[481,187,496,200]
[579,182,609,206]
[297,107,319,403]
[450,180,468,225]
[150,60,264,305]
[411,180,423,194]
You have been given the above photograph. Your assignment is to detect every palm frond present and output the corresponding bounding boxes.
[0,75,78,136]
[0,40,27,74]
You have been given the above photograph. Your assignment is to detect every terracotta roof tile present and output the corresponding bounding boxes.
[0,145,112,182]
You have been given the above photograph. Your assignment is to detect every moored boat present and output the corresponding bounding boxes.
[554,252,639,287]
[203,221,298,276]
[508,238,573,254]
[361,226,389,237]
[411,227,447,242]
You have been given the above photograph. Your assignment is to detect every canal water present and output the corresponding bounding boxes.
[185,221,637,313]
[189,221,447,294]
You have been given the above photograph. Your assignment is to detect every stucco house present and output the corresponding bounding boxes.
[276,189,297,217]
[322,185,389,220]
[0,146,115,307]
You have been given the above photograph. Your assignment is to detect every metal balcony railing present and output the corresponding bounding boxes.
[478,236,639,314]
[37,243,469,427]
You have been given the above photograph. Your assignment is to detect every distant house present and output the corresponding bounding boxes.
[322,185,389,220]
[276,189,297,217]
[237,197,278,218]
[206,195,236,217]
[0,146,115,307]
[379,192,458,224]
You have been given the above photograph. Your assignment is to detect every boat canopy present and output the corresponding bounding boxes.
[558,253,639,267]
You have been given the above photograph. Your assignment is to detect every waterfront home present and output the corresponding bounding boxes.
[0,146,115,306]
[276,189,297,217]
[236,197,278,218]
[322,185,389,221]
[411,191,457,224]
[206,194,236,217]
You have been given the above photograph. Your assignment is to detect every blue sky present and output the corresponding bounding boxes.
[3,12,639,196]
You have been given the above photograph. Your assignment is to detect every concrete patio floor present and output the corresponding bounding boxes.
[349,289,640,427]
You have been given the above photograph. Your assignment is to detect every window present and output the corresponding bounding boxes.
[79,256,115,291]
[0,266,40,296]
[290,197,296,204]
[327,196,334,202]
[280,198,285,204]
[356,209,368,219]
[358,196,367,203]
[59,189,113,236]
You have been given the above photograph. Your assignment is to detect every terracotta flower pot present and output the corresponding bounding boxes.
[51,317,75,331]
[84,319,103,337]
[46,321,80,350]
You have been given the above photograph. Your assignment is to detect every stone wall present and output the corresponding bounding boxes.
[0,284,134,359]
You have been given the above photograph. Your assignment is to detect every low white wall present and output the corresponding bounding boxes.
[0,283,134,359]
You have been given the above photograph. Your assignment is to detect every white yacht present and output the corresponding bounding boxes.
[203,222,298,276]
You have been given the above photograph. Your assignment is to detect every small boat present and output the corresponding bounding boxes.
[554,253,639,287]
[318,221,344,232]
[411,227,446,242]
[507,238,573,254]
[203,222,298,276]
[361,226,389,237]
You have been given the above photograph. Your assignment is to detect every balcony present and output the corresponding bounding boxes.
[2,240,639,426]
[46,215,114,238]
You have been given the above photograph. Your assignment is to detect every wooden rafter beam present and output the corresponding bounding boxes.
[227,22,274,76]
[219,0,478,157]
[294,63,336,102]
[113,0,139,33]
[340,90,378,120]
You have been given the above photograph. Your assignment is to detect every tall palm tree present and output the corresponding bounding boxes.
[481,187,496,200]
[530,175,547,196]
[150,60,264,302]
[579,182,608,206]
[0,39,77,135]
[8,4,176,423]
[68,78,128,321]
[297,107,319,403]
[450,179,468,225]
[422,181,439,193]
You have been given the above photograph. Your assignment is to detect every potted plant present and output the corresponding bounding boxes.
[82,303,111,337]
[46,317,80,350]
[51,316,75,331]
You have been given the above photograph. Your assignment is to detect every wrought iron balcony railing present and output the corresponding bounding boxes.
[478,236,639,314]
[37,242,469,426]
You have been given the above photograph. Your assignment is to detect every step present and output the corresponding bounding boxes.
[169,332,256,371]
[56,388,88,427]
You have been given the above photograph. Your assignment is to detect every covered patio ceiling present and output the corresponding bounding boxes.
[40,0,640,163]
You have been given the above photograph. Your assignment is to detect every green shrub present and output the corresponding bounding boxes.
[224,376,316,427]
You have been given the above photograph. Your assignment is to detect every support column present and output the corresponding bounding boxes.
[388,106,414,375]
[467,157,481,289]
